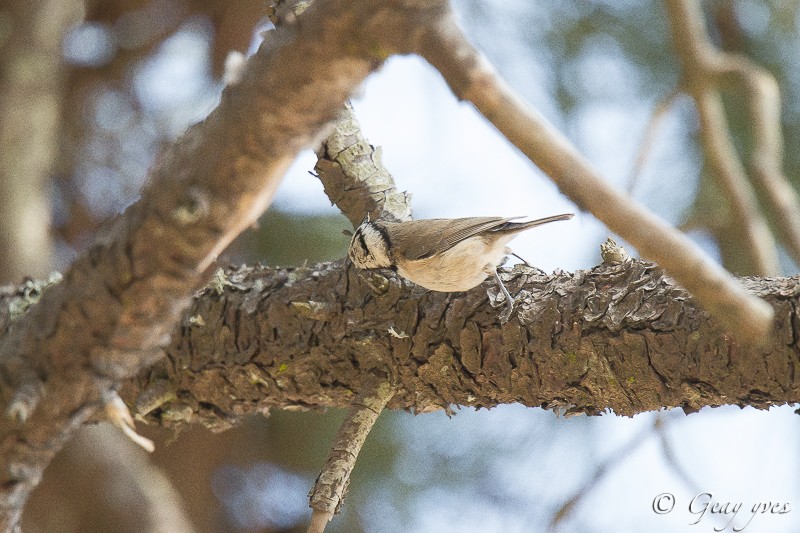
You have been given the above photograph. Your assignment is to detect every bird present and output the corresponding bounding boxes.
[347,213,573,318]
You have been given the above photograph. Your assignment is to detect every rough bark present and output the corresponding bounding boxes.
[417,8,773,340]
[57,259,793,433]
[314,102,413,226]
[0,0,443,527]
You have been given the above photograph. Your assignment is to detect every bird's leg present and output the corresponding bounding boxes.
[503,246,532,267]
[493,270,515,321]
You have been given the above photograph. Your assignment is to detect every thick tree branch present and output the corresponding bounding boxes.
[0,1,789,527]
[0,0,442,527]
[265,5,406,530]
[409,7,774,342]
[95,261,799,432]
[268,1,413,227]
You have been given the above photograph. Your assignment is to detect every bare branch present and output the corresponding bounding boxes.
[665,0,779,276]
[0,1,791,526]
[307,380,395,532]
[626,88,680,192]
[315,102,412,225]
[549,417,657,530]
[696,89,779,275]
[672,1,800,269]
[743,71,800,268]
[260,8,407,530]
[269,0,413,226]
[412,8,774,341]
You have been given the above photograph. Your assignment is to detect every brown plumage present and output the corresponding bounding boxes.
[348,213,573,300]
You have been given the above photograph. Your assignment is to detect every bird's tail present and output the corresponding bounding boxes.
[507,213,574,231]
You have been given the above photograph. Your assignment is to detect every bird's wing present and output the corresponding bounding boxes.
[393,217,519,261]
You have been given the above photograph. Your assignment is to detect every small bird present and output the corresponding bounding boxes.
[347,213,574,318]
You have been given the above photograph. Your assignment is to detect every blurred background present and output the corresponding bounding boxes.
[2,0,800,531]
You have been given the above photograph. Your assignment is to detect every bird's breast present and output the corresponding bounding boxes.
[396,236,508,292]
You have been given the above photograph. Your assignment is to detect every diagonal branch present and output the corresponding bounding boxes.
[0,1,786,527]
[314,102,412,226]
[307,379,395,533]
[0,0,437,527]
[263,6,407,532]
[694,88,778,275]
[666,0,800,273]
[737,68,800,268]
[269,2,412,227]
[626,88,680,192]
[411,8,774,341]
[549,416,659,530]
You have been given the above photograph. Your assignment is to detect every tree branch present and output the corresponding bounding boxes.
[626,88,680,192]
[87,260,797,433]
[307,379,394,533]
[409,6,774,342]
[0,1,789,527]
[550,415,660,529]
[0,0,435,526]
[262,5,407,530]
[314,102,413,225]
[665,0,781,277]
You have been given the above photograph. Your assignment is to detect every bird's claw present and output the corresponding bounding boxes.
[493,270,516,323]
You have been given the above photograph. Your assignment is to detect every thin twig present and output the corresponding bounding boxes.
[654,416,732,531]
[307,380,395,533]
[104,393,155,453]
[548,417,659,531]
[653,416,699,493]
[626,88,679,192]
[416,9,774,342]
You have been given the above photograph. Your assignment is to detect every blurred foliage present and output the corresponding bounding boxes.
[231,211,351,267]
